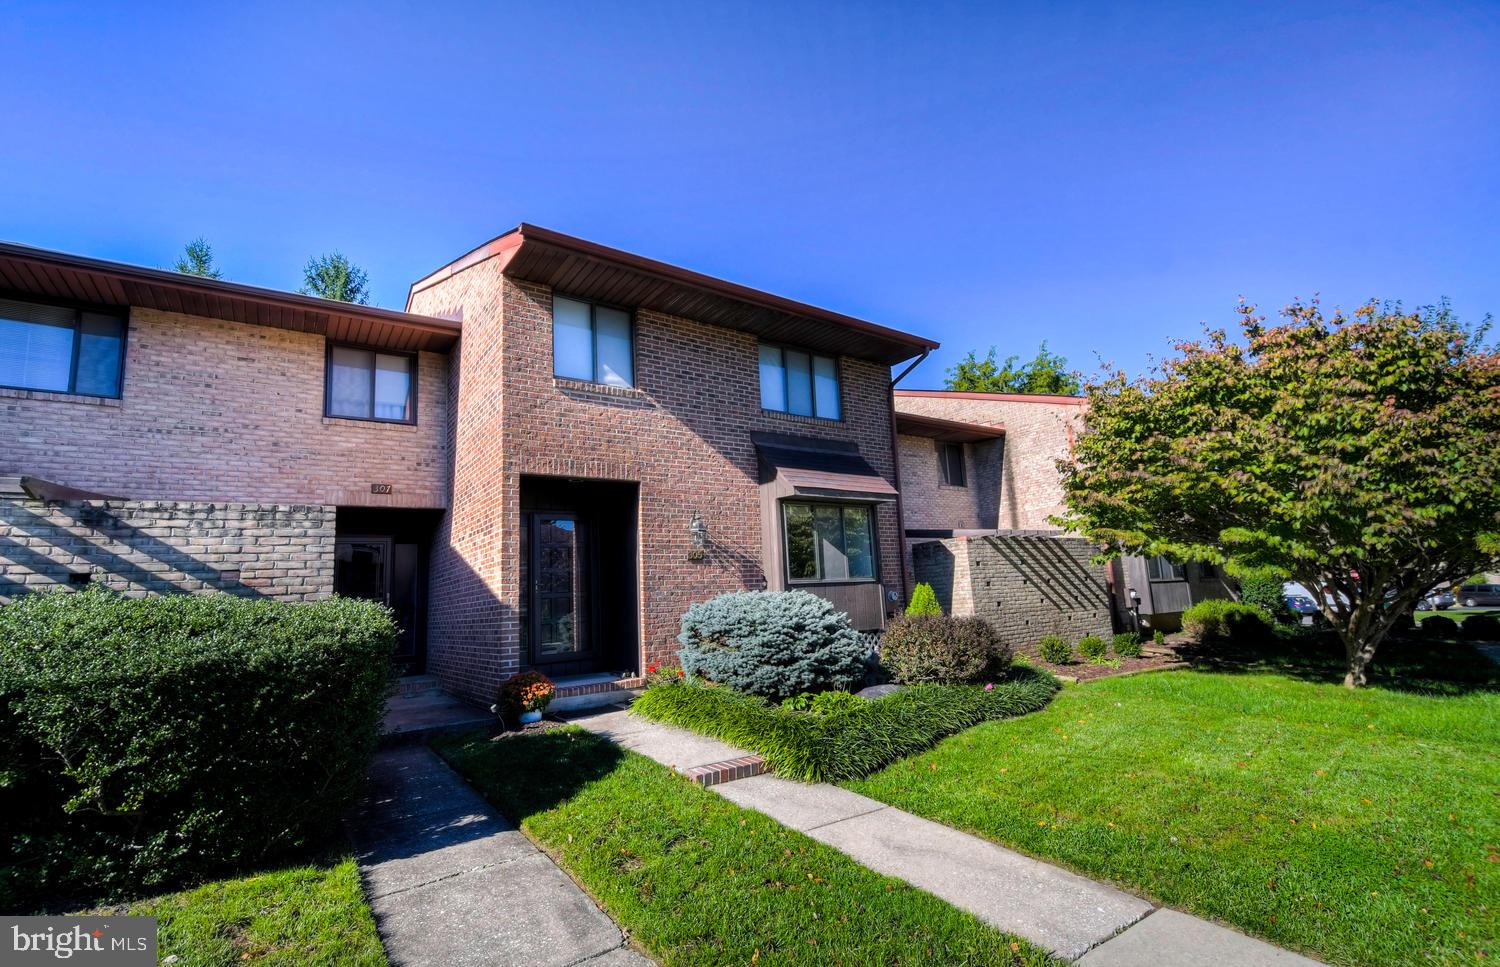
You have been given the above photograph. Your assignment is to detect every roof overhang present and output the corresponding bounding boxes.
[752,433,898,502]
[0,475,125,501]
[895,389,1084,406]
[895,412,1006,443]
[408,223,938,366]
[0,241,461,353]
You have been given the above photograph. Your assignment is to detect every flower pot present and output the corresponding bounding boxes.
[518,709,543,725]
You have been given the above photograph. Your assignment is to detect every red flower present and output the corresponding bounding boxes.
[676,669,685,677]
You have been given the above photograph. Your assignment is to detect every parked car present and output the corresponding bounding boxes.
[1422,589,1455,610]
[1284,594,1319,618]
[1457,583,1500,608]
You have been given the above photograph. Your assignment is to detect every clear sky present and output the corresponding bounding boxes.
[3,1,1496,386]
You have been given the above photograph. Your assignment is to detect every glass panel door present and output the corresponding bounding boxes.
[335,538,391,601]
[530,513,591,664]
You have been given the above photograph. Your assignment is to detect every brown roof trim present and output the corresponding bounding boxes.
[895,389,1085,405]
[407,223,939,364]
[0,240,462,350]
[1,475,125,501]
[894,412,1006,443]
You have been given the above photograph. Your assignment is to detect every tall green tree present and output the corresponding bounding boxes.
[298,252,370,304]
[1059,299,1499,687]
[944,342,1081,395]
[173,237,222,279]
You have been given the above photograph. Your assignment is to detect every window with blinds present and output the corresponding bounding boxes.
[0,297,126,397]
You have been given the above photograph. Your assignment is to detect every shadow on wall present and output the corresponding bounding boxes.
[0,499,279,602]
[980,535,1111,613]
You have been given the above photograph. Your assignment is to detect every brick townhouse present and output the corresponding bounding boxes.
[891,389,1228,635]
[0,225,935,705]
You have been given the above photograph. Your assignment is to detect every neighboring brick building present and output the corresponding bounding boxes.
[0,226,935,705]
[893,389,1229,632]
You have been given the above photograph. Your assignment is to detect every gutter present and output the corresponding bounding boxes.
[886,350,931,609]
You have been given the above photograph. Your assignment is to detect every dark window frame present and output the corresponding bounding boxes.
[551,292,638,388]
[1146,555,1187,582]
[0,291,128,398]
[758,341,843,420]
[323,340,419,425]
[781,500,879,585]
[938,441,967,487]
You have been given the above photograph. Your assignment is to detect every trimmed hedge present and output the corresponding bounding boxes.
[1182,598,1273,643]
[880,615,1010,684]
[677,590,867,698]
[1461,614,1500,641]
[632,668,1060,782]
[1037,634,1072,664]
[0,588,395,906]
[1420,614,1460,639]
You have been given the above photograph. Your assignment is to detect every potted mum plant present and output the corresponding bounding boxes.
[495,670,555,726]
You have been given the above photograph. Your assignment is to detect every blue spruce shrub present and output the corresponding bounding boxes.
[677,590,867,698]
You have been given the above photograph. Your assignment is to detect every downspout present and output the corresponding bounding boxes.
[887,350,929,611]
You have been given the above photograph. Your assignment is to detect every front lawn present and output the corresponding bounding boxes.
[434,726,1060,966]
[846,668,1499,967]
[90,855,384,966]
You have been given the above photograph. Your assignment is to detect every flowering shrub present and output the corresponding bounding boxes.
[497,671,555,716]
[645,662,687,687]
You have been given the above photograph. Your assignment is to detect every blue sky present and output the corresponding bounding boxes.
[3,1,1496,385]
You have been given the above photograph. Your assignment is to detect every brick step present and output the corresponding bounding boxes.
[395,674,440,697]
[551,675,645,713]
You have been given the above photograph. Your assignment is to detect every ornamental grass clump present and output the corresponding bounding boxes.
[634,668,1060,782]
[677,590,867,699]
[0,587,395,907]
[880,615,1009,685]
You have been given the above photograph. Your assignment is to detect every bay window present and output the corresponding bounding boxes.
[783,501,875,582]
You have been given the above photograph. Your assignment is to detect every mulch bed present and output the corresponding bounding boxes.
[1018,638,1190,682]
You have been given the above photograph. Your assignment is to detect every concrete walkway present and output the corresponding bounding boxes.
[568,706,1319,966]
[349,745,653,967]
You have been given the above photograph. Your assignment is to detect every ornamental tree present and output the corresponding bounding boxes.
[1059,299,1499,687]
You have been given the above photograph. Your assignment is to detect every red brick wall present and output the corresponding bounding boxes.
[0,308,450,508]
[896,432,992,531]
[894,392,1083,531]
[410,268,904,704]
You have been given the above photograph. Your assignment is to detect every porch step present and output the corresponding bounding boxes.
[550,674,645,713]
[395,674,440,698]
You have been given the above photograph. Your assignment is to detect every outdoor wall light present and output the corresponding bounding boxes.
[688,512,707,560]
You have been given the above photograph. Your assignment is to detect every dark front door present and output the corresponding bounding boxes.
[528,512,599,674]
[336,535,423,673]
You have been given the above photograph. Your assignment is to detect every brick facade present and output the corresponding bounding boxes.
[893,391,1083,530]
[1,308,450,508]
[896,432,1003,531]
[0,497,334,603]
[912,534,1112,652]
[410,270,904,704]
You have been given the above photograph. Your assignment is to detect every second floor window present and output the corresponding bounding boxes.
[0,297,125,397]
[1147,555,1186,582]
[938,442,966,486]
[327,345,415,423]
[759,344,840,420]
[553,295,634,387]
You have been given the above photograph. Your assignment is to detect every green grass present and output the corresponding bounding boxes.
[631,669,1060,781]
[434,726,1061,966]
[846,669,1500,967]
[95,855,384,966]
[1417,608,1500,625]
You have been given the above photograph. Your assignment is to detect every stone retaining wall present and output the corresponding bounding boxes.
[0,497,335,603]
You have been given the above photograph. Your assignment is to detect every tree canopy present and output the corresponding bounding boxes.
[299,252,370,304]
[173,238,221,279]
[944,342,1080,395]
[1059,299,1499,686]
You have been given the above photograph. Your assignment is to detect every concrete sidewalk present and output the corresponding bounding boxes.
[568,706,1319,965]
[348,745,653,967]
